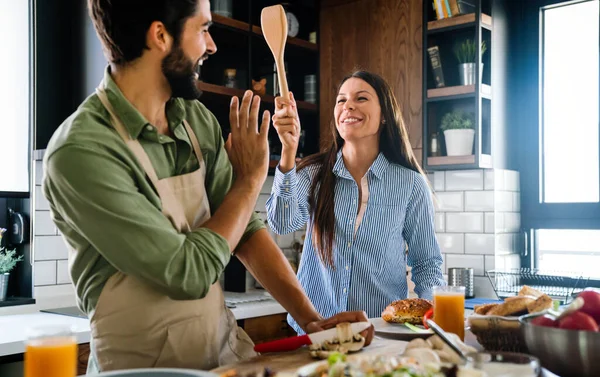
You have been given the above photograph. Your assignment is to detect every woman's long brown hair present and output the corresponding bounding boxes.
[297,71,426,268]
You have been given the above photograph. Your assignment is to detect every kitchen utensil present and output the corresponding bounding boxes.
[368,318,432,340]
[425,319,469,363]
[520,312,600,377]
[253,321,371,353]
[261,5,289,100]
[448,267,474,298]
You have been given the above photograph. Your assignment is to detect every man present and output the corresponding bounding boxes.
[42,0,373,373]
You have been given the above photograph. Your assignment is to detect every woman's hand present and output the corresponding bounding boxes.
[273,92,301,173]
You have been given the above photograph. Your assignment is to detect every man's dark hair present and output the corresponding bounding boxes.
[88,0,199,65]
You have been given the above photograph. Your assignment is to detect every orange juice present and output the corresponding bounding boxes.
[24,328,77,377]
[433,287,465,340]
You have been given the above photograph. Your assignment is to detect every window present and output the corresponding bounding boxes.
[540,0,599,204]
[0,1,32,194]
[536,229,600,277]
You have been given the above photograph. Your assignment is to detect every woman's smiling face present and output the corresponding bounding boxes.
[334,77,383,143]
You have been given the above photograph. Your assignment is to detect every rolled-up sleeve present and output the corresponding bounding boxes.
[403,173,445,300]
[266,165,311,235]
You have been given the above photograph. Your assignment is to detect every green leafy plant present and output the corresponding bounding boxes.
[440,110,475,131]
[453,39,487,64]
[0,228,23,274]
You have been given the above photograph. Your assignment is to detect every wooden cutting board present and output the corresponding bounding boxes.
[211,337,407,376]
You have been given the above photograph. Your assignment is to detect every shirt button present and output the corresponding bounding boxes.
[285,180,290,185]
[345,265,349,271]
[285,188,290,192]
[284,204,289,209]
[343,288,347,293]
[145,125,153,132]
[347,242,351,248]
[349,219,352,224]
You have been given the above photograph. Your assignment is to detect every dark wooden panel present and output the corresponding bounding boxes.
[78,342,91,376]
[319,0,423,151]
[241,313,296,344]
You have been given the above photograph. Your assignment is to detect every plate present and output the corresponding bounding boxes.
[369,318,433,340]
[92,369,220,377]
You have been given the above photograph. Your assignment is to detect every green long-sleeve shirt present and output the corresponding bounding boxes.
[42,68,264,316]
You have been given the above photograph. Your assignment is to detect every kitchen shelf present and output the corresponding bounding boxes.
[427,154,492,169]
[252,25,318,51]
[197,82,318,111]
[427,84,492,101]
[0,297,35,308]
[427,13,492,33]
[211,13,318,52]
[212,13,250,32]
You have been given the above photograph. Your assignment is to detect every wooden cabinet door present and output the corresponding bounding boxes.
[319,0,423,158]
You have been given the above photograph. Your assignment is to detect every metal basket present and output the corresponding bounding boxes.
[486,268,590,304]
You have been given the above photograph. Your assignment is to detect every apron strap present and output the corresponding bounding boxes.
[182,120,204,165]
[95,87,161,188]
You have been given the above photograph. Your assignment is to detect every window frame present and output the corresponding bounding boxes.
[517,0,600,231]
[0,0,34,198]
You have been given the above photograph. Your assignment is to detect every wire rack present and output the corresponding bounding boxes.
[486,268,590,304]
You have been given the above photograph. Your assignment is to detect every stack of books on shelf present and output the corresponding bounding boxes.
[432,0,474,20]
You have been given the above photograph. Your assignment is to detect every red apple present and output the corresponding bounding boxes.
[531,315,558,328]
[558,311,599,332]
[578,290,600,323]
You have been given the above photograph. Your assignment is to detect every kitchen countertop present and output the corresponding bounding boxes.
[0,294,285,357]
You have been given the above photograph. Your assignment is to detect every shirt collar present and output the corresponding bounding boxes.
[332,149,390,180]
[100,66,186,139]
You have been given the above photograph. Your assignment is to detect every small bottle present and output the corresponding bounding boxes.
[224,69,237,88]
[430,133,441,157]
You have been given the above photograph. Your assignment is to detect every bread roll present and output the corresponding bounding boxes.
[518,285,544,298]
[527,294,553,313]
[474,303,499,315]
[487,296,535,316]
[381,298,432,325]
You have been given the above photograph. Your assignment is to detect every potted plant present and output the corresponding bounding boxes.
[440,110,475,156]
[453,39,487,85]
[0,228,23,301]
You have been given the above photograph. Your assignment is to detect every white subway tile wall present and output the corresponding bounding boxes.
[465,191,495,211]
[446,212,484,233]
[436,192,464,211]
[445,170,484,191]
[435,213,445,232]
[33,159,71,287]
[446,254,485,276]
[465,233,495,255]
[432,169,522,279]
[437,233,465,254]
[484,212,495,233]
[34,260,57,286]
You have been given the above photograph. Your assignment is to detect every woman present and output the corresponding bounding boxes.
[266,71,444,334]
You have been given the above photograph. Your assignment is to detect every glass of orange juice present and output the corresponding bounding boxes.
[432,286,465,341]
[24,325,78,377]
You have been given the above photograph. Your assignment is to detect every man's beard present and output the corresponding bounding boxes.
[161,44,203,100]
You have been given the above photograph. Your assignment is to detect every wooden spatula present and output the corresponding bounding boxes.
[261,5,289,99]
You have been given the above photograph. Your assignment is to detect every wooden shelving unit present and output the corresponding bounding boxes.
[427,13,492,32]
[422,0,496,171]
[197,82,318,111]
[427,154,492,168]
[212,13,318,52]
[427,84,492,101]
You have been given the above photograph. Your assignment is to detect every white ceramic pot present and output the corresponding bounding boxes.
[443,129,475,156]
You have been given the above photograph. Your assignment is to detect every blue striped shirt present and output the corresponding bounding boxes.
[266,150,445,334]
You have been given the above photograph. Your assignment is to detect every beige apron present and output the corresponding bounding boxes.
[89,86,256,372]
